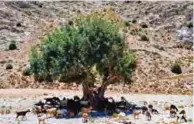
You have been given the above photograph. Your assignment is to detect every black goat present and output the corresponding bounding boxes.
[170,104,178,112]
[116,97,133,111]
[177,110,187,122]
[151,108,159,114]
[145,110,152,121]
[106,97,117,115]
[34,101,45,109]
[95,97,109,112]
[44,97,61,107]
[141,106,148,114]
[148,104,153,110]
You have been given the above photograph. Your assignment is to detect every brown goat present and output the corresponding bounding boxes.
[16,109,30,120]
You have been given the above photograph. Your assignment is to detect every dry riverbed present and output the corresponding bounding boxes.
[0,89,193,124]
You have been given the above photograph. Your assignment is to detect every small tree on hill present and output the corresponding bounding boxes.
[30,9,136,102]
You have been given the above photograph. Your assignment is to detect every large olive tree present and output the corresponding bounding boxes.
[30,9,136,101]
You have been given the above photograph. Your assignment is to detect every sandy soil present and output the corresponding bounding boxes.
[0,89,193,124]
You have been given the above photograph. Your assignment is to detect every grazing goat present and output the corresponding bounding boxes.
[34,107,46,115]
[37,115,46,124]
[116,97,130,111]
[170,104,178,112]
[133,110,141,119]
[151,108,159,114]
[141,106,148,114]
[148,104,153,110]
[80,100,92,121]
[45,108,57,117]
[82,113,89,123]
[145,110,152,121]
[16,109,30,120]
[106,97,117,115]
[177,110,187,123]
[170,109,177,118]
[44,97,60,107]
[123,120,132,124]
[35,101,45,109]
[179,110,186,115]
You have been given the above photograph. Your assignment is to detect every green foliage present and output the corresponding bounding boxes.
[115,51,136,80]
[6,63,13,70]
[171,61,182,74]
[9,41,17,50]
[30,10,136,85]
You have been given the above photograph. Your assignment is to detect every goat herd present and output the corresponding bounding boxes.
[15,96,188,124]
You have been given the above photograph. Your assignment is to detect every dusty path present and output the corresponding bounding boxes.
[0,89,193,124]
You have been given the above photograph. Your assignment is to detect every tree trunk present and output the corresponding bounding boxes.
[82,82,90,100]
[98,82,108,98]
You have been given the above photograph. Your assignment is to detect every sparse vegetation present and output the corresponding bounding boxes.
[176,41,193,50]
[140,35,149,41]
[22,68,31,76]
[124,21,130,27]
[183,41,193,50]
[178,105,184,108]
[8,41,17,50]
[153,44,164,51]
[130,28,139,35]
[171,61,182,74]
[187,119,193,122]
[0,82,8,88]
[132,19,137,23]
[187,21,193,28]
[140,22,148,28]
[6,63,13,70]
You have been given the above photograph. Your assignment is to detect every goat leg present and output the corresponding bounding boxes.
[182,116,187,122]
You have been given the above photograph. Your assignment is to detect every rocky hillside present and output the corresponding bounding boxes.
[0,1,193,94]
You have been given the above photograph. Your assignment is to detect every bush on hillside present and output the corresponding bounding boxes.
[171,62,182,74]
[6,63,13,70]
[140,35,149,41]
[153,44,164,51]
[9,41,17,50]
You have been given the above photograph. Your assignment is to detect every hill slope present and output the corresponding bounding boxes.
[0,1,193,94]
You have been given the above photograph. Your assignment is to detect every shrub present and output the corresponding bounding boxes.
[171,62,182,74]
[183,41,193,50]
[140,35,149,41]
[153,45,164,51]
[124,21,130,27]
[6,63,13,70]
[178,105,184,108]
[132,19,137,23]
[140,22,148,28]
[9,41,17,50]
[187,22,193,28]
[130,29,138,35]
[22,68,31,76]
[187,119,193,122]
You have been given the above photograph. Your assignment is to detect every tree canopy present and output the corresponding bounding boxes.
[29,9,136,98]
